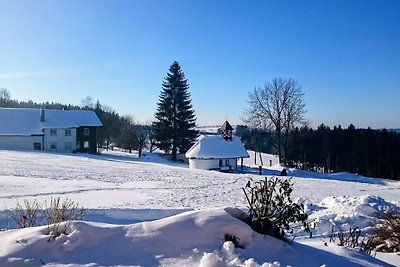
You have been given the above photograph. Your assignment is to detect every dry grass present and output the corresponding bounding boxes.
[45,197,87,240]
[4,197,87,240]
[4,199,43,228]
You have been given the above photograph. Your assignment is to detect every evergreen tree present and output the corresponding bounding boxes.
[153,61,198,161]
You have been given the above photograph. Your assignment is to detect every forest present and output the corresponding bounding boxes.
[237,124,400,180]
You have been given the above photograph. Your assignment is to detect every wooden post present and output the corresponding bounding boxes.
[235,159,238,173]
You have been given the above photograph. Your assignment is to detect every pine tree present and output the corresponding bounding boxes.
[153,61,198,161]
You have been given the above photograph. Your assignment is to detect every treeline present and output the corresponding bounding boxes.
[0,89,153,156]
[288,124,400,180]
[236,125,274,153]
[237,124,400,180]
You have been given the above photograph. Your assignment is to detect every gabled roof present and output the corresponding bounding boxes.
[0,108,43,136]
[185,134,249,159]
[0,108,102,136]
[42,109,102,128]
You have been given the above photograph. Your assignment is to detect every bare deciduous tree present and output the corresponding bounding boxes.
[80,95,95,109]
[244,78,307,163]
[0,88,10,100]
[133,122,151,157]
[0,88,11,107]
[120,115,138,153]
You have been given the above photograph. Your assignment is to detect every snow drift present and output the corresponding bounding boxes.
[0,208,394,267]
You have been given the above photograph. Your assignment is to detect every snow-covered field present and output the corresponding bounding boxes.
[0,150,399,266]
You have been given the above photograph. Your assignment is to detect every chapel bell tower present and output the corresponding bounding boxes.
[219,120,233,141]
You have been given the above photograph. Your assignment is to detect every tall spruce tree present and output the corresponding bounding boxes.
[153,61,198,161]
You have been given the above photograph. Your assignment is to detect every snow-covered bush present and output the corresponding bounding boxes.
[46,197,87,240]
[242,177,308,239]
[364,211,400,253]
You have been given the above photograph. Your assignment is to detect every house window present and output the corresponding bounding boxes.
[225,160,230,166]
[65,129,71,136]
[84,128,90,136]
[50,143,57,151]
[50,129,57,136]
[84,141,89,148]
[219,159,223,167]
[33,143,41,150]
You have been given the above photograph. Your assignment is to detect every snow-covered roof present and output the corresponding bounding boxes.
[0,108,102,136]
[185,134,249,159]
[42,109,102,128]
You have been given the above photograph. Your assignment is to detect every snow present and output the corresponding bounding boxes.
[245,150,280,168]
[0,208,394,267]
[42,109,102,128]
[0,149,400,266]
[0,108,43,135]
[185,135,249,159]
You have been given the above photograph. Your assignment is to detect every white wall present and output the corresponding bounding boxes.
[43,128,77,153]
[189,159,219,170]
[0,136,42,151]
[0,128,78,153]
[188,158,238,171]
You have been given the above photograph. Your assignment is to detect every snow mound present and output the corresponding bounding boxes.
[305,195,400,236]
[0,208,392,267]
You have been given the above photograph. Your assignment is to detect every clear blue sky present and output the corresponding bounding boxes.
[0,0,399,128]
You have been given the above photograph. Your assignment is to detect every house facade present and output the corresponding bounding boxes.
[0,108,102,153]
[185,121,249,172]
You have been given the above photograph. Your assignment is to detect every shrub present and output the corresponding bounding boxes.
[242,177,308,239]
[364,211,400,253]
[4,199,43,228]
[4,197,87,240]
[328,225,361,248]
[224,233,244,249]
[46,197,87,225]
[45,197,87,240]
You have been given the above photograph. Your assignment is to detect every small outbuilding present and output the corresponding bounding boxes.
[185,121,249,172]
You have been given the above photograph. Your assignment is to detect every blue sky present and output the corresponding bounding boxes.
[0,0,399,128]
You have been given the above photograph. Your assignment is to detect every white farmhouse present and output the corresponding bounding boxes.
[185,121,249,172]
[0,108,102,153]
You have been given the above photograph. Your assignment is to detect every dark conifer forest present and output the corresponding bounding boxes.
[237,124,400,180]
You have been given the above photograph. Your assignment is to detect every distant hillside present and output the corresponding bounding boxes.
[197,125,238,135]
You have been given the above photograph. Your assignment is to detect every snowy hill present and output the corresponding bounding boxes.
[197,125,238,134]
[0,150,399,266]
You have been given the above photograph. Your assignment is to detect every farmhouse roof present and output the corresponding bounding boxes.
[185,134,249,159]
[0,108,102,136]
